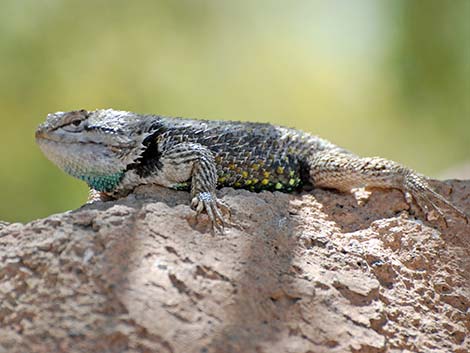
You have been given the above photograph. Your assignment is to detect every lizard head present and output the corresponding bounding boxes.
[36,109,155,192]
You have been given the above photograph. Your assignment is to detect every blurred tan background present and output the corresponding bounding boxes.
[0,0,469,223]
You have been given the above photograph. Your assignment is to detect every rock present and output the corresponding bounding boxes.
[0,181,469,353]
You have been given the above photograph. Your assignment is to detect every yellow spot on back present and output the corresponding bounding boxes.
[241,171,248,178]
[276,166,284,174]
[275,182,283,189]
[261,179,269,185]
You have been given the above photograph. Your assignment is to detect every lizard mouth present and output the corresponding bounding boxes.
[35,129,63,143]
[35,130,105,146]
[35,127,85,144]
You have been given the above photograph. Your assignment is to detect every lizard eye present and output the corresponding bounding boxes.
[62,119,86,132]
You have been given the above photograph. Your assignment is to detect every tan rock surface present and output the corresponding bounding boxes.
[0,181,469,353]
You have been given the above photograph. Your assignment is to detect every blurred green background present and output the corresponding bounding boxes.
[0,0,469,223]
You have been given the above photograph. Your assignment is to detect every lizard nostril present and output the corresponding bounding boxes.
[35,127,45,139]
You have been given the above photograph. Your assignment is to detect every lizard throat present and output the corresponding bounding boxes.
[70,171,125,192]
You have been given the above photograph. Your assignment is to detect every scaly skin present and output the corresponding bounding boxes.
[36,109,468,231]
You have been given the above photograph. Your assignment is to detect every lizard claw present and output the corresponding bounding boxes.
[191,192,228,233]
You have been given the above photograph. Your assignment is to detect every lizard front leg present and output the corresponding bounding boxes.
[308,150,468,225]
[159,142,227,231]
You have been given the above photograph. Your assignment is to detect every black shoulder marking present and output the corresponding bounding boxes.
[126,133,163,178]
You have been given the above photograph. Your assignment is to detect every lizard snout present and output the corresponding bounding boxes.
[35,127,46,139]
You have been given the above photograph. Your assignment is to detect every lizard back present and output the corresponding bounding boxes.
[137,116,337,192]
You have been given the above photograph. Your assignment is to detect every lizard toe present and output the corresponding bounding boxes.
[193,192,226,233]
[405,175,467,226]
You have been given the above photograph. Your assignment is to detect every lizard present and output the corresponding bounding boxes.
[35,109,468,231]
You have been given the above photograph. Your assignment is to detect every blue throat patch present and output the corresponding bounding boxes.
[76,172,124,192]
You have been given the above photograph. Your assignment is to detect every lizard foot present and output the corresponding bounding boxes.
[405,174,469,226]
[191,192,229,233]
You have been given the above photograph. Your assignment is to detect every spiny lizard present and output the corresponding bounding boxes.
[35,109,468,231]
